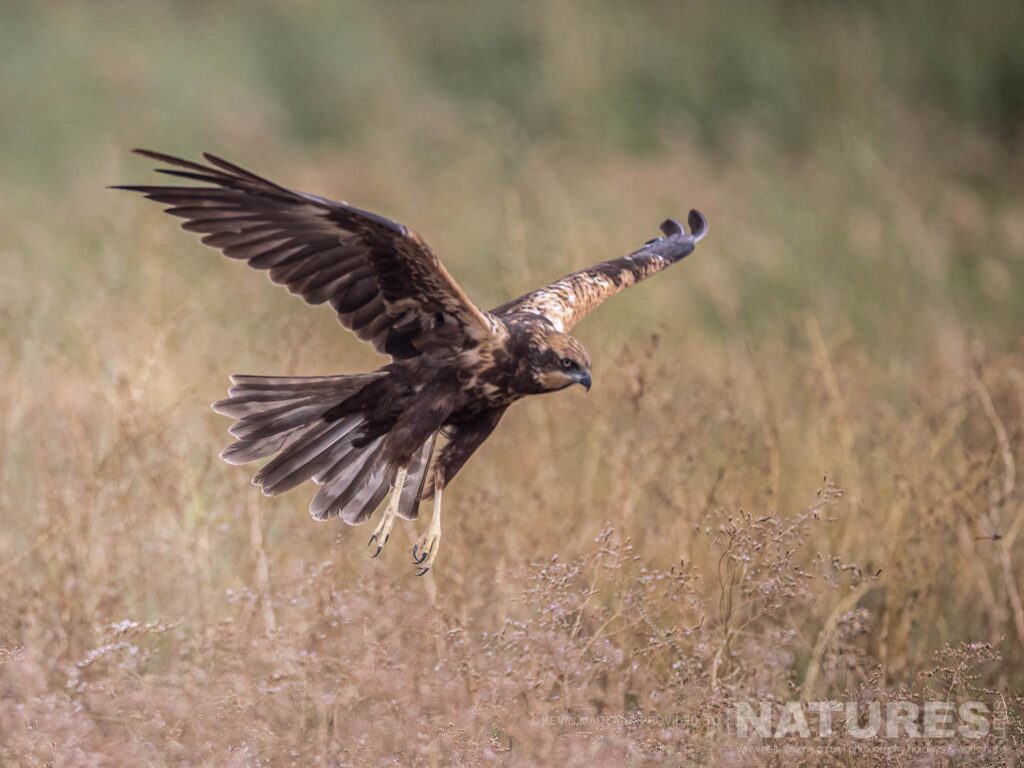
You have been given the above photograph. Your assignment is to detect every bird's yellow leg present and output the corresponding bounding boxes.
[412,479,443,576]
[368,465,407,558]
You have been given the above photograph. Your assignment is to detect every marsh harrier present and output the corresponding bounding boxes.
[116,150,708,573]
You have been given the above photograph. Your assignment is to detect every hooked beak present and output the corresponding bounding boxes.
[573,369,592,391]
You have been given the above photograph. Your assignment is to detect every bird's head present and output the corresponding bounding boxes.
[531,329,592,393]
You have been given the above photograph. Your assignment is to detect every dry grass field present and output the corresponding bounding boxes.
[2,1,1024,765]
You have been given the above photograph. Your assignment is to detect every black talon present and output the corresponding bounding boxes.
[412,544,428,564]
[369,532,387,558]
[415,566,430,577]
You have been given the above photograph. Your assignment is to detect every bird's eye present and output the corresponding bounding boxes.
[560,358,575,370]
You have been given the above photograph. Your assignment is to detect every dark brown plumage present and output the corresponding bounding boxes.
[115,150,707,573]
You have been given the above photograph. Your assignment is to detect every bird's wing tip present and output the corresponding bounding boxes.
[687,209,709,242]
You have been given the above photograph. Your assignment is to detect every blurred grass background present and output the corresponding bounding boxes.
[3,1,1024,356]
[2,1,1024,764]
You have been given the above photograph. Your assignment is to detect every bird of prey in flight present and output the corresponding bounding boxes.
[116,150,708,574]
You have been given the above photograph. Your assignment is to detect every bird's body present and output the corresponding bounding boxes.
[116,150,707,573]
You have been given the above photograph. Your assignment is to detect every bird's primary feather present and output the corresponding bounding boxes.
[113,150,502,360]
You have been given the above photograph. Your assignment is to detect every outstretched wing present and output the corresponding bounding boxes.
[493,211,708,332]
[115,150,502,359]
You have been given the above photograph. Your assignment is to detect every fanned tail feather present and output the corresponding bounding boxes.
[214,372,425,524]
[310,431,435,524]
[398,433,436,520]
[309,435,390,523]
